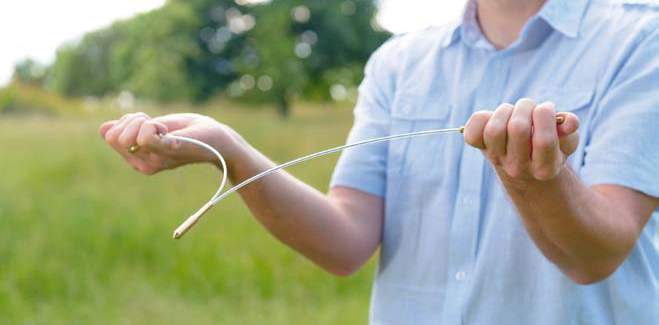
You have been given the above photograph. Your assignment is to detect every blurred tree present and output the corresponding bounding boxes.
[49,27,121,97]
[234,0,388,116]
[301,0,388,96]
[236,3,304,116]
[49,2,206,101]
[12,59,48,86]
[110,2,202,101]
[40,0,388,115]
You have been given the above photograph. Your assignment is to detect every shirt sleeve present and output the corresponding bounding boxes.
[329,38,399,197]
[580,29,659,198]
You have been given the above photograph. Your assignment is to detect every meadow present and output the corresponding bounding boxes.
[0,103,376,324]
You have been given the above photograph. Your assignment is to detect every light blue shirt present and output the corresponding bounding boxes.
[330,0,659,324]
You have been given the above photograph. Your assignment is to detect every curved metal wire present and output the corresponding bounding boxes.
[168,127,464,239]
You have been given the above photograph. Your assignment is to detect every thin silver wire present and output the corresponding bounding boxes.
[168,126,464,238]
[164,134,228,205]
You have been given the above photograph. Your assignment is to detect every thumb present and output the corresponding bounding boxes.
[557,112,579,137]
[557,112,580,155]
[136,120,170,149]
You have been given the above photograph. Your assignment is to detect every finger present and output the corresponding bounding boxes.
[118,116,148,149]
[531,102,560,180]
[104,114,131,143]
[104,112,148,143]
[105,113,147,151]
[557,112,580,156]
[483,103,514,164]
[556,112,579,137]
[99,120,118,139]
[464,111,493,149]
[137,120,169,149]
[506,98,534,173]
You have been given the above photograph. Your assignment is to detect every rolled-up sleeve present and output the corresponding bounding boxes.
[580,29,659,198]
[329,39,398,197]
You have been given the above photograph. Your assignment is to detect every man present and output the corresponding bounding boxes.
[100,0,659,323]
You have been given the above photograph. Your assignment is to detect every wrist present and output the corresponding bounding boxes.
[204,124,246,166]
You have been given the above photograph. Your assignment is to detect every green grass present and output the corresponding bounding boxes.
[0,103,376,324]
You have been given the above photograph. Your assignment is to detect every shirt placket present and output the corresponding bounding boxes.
[441,52,509,325]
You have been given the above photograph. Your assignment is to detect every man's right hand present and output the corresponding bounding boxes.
[99,112,239,175]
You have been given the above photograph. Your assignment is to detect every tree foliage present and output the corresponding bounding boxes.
[42,0,388,115]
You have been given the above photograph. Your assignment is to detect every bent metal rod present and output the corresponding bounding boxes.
[128,116,564,239]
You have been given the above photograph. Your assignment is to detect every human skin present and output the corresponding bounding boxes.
[462,99,658,283]
[100,0,658,282]
[101,112,383,276]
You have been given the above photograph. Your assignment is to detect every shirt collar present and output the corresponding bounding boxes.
[538,0,590,38]
[440,0,590,49]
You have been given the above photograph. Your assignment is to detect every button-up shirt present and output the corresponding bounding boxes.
[330,0,659,324]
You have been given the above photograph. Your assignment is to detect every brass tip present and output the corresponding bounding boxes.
[128,144,140,154]
[459,126,465,134]
[171,202,214,240]
[556,115,565,125]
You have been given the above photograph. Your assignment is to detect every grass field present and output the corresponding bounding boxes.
[0,103,376,324]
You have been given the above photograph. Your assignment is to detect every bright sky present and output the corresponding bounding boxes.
[0,0,465,85]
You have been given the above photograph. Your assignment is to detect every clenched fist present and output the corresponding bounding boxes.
[463,98,580,184]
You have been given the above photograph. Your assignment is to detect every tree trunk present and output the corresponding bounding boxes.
[275,92,290,118]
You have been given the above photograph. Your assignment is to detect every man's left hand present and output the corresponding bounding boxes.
[463,98,580,184]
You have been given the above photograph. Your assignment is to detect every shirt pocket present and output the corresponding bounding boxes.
[389,90,454,178]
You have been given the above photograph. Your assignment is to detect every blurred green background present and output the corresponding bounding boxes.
[8,0,388,116]
[0,100,377,324]
[0,0,390,323]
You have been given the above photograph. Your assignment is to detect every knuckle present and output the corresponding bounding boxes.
[143,119,157,127]
[515,97,536,109]
[139,120,155,132]
[508,119,530,136]
[473,110,492,120]
[124,113,138,121]
[535,103,556,116]
[496,103,514,112]
[483,122,505,139]
[133,115,148,123]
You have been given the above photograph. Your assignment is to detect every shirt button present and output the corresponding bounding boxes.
[455,271,467,281]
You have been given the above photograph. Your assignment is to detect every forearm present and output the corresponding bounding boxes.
[463,99,656,284]
[500,167,639,283]
[209,132,379,275]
